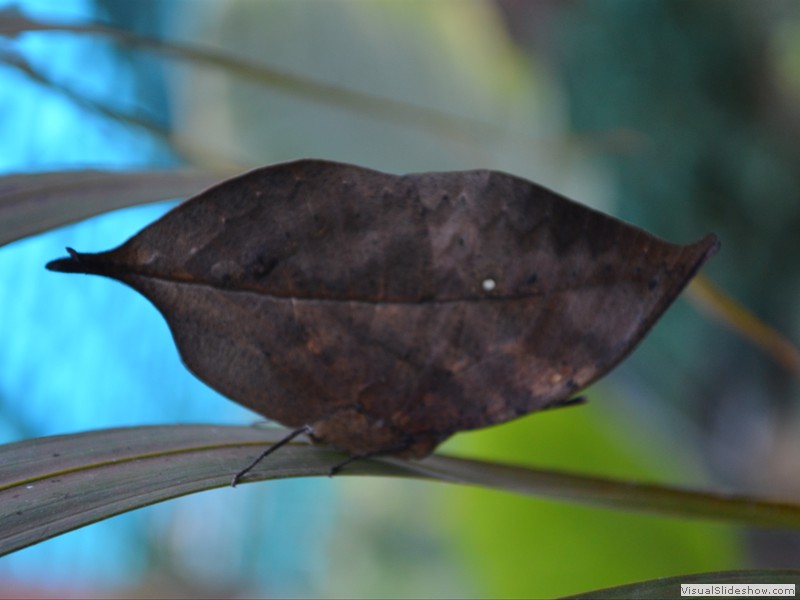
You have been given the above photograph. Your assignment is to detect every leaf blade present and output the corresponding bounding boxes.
[0,6,486,142]
[2,425,799,558]
[0,169,234,247]
[564,569,800,599]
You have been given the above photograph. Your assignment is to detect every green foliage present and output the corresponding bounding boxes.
[440,396,740,597]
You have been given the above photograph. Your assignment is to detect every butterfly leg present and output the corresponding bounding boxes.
[231,424,313,487]
[327,435,416,477]
[328,454,363,476]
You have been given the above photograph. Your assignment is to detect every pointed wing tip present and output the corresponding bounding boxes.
[694,233,721,272]
[702,233,721,256]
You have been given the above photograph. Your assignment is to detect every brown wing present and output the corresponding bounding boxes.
[47,160,718,457]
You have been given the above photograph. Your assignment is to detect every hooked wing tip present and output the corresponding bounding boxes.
[45,247,85,273]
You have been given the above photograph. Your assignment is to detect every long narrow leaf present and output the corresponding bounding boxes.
[0,169,233,247]
[689,275,800,380]
[0,49,245,169]
[2,425,800,557]
[0,7,487,142]
[0,47,172,143]
[565,569,800,599]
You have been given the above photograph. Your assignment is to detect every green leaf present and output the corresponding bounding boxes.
[2,425,799,557]
[0,169,233,247]
[439,402,741,597]
[565,569,800,599]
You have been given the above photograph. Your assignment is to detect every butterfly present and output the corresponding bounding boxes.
[47,159,718,484]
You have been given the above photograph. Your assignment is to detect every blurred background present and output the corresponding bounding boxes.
[1,0,799,597]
